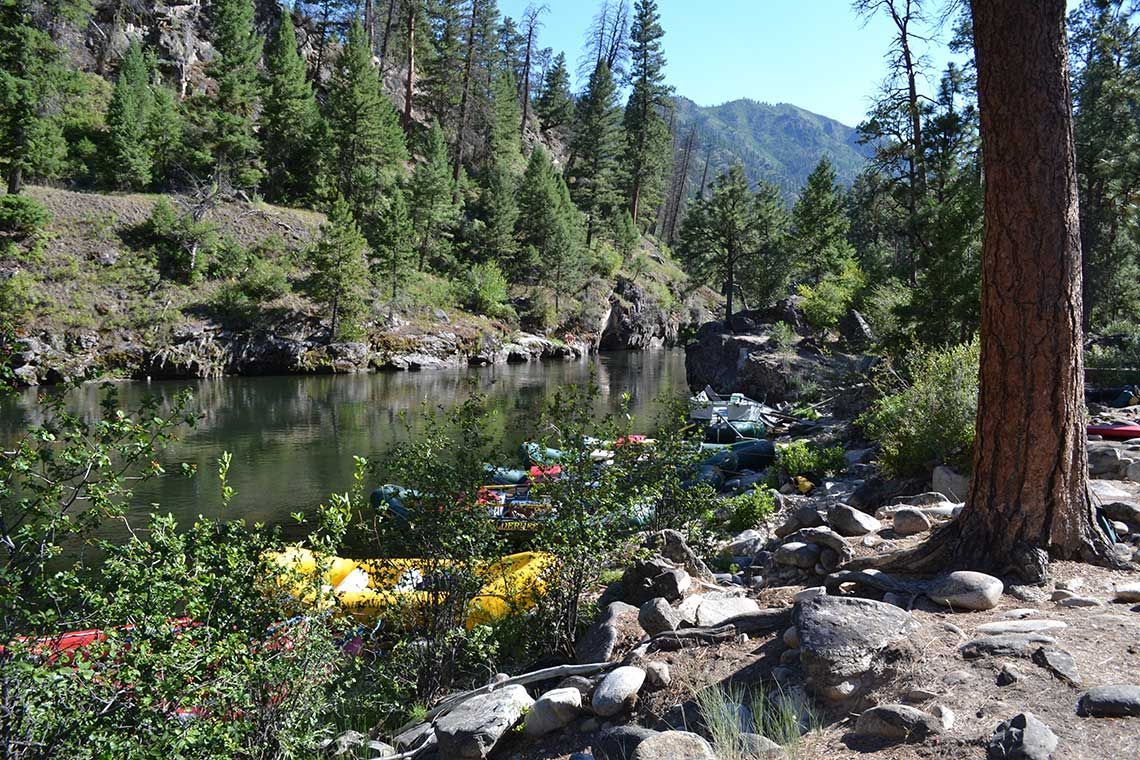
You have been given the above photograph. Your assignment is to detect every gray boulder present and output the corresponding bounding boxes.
[740,733,783,758]
[434,684,534,759]
[591,666,646,717]
[892,508,932,536]
[932,466,969,501]
[632,730,715,760]
[619,558,692,605]
[575,602,639,663]
[828,504,882,537]
[986,713,1058,760]
[524,687,582,737]
[794,595,919,704]
[1113,582,1140,603]
[695,594,761,627]
[775,541,820,569]
[1077,684,1140,717]
[593,726,658,760]
[976,620,1066,635]
[854,704,942,741]
[639,597,681,636]
[926,571,1004,611]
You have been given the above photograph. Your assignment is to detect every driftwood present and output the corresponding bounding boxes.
[651,624,737,650]
[648,608,792,651]
[393,660,618,737]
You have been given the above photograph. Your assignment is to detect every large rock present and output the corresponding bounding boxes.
[828,504,882,537]
[694,594,761,627]
[1103,500,1140,526]
[523,687,582,737]
[639,597,681,636]
[986,713,1058,760]
[576,602,639,663]
[433,684,534,759]
[593,725,658,760]
[932,466,970,501]
[794,595,919,704]
[632,730,715,760]
[892,507,932,536]
[926,571,1004,611]
[775,541,820,569]
[1077,685,1140,717]
[685,329,856,404]
[1113,582,1140,603]
[619,558,692,605]
[592,666,647,717]
[854,704,942,741]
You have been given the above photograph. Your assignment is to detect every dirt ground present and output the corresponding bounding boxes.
[504,560,1140,760]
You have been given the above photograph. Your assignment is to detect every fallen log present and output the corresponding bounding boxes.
[650,624,737,650]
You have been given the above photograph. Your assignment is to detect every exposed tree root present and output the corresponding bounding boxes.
[842,517,1132,584]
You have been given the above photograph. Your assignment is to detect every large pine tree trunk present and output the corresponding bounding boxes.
[854,0,1122,583]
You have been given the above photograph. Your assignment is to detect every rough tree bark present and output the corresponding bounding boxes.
[852,0,1124,583]
[402,2,415,131]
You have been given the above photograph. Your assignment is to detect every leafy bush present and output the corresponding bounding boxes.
[859,338,980,477]
[0,195,52,239]
[0,270,38,330]
[797,260,866,330]
[462,261,514,320]
[775,440,847,479]
[1087,321,1140,386]
[859,278,915,354]
[724,488,778,533]
[592,242,623,279]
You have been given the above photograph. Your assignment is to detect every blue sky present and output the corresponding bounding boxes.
[498,0,1079,127]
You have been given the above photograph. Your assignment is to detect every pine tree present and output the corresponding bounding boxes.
[517,147,584,299]
[309,197,372,341]
[477,158,519,264]
[1071,0,1140,328]
[104,40,153,189]
[536,52,573,131]
[790,157,855,282]
[408,121,461,269]
[568,60,622,247]
[207,0,264,190]
[0,0,75,193]
[262,5,325,204]
[678,165,786,324]
[147,83,186,189]
[327,19,409,222]
[371,186,416,307]
[621,0,672,227]
[486,67,522,170]
[424,0,466,132]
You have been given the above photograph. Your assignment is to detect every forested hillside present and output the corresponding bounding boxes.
[671,97,871,199]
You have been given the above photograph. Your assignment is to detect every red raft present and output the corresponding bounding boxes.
[1088,424,1140,441]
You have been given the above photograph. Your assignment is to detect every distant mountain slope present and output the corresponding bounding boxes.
[672,97,872,200]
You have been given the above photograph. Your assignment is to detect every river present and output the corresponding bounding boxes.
[1,350,689,544]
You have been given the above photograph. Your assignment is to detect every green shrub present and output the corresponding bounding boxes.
[859,278,915,354]
[1087,321,1140,386]
[592,242,623,279]
[770,321,797,350]
[144,199,218,283]
[462,261,514,320]
[0,269,38,330]
[0,195,52,239]
[775,440,847,479]
[797,260,866,330]
[518,289,558,332]
[859,338,980,477]
[724,488,778,533]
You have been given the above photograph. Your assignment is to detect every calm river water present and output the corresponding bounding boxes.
[1,350,688,544]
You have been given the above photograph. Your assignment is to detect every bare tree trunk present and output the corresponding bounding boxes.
[854,0,1124,582]
[697,148,711,201]
[380,0,398,65]
[453,0,481,187]
[666,127,696,244]
[521,6,545,138]
[365,0,376,52]
[403,3,416,131]
[5,124,23,194]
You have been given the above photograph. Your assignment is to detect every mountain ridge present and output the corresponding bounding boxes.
[670,95,872,201]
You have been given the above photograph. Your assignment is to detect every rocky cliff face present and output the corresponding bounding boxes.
[684,308,873,403]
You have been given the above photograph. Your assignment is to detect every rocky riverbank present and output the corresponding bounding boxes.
[5,187,714,386]
[340,427,1140,760]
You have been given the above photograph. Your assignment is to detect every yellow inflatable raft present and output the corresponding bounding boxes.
[269,548,550,629]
